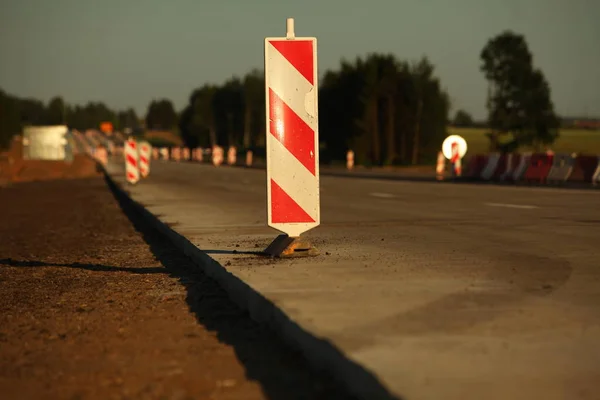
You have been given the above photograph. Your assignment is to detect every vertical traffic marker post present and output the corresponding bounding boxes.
[435,151,446,180]
[124,137,139,184]
[139,141,152,178]
[227,146,237,165]
[346,150,355,170]
[262,18,320,258]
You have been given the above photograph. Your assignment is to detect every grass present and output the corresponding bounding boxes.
[447,127,600,156]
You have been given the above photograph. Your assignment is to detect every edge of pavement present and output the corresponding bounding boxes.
[100,162,401,400]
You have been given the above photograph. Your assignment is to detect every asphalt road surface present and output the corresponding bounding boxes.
[112,160,600,400]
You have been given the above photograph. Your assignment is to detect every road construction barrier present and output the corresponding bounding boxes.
[480,153,501,180]
[546,153,575,184]
[569,155,599,183]
[491,153,510,180]
[347,150,355,170]
[264,17,320,243]
[172,147,181,162]
[463,154,487,179]
[246,150,253,167]
[152,148,159,160]
[212,146,224,166]
[124,138,139,184]
[512,153,531,181]
[435,151,445,180]
[500,153,518,181]
[160,147,169,161]
[95,146,107,166]
[139,141,152,178]
[524,153,553,183]
[594,156,600,186]
[227,146,237,165]
[515,153,531,181]
[182,147,190,161]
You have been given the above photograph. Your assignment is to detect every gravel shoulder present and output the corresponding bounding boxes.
[0,176,355,400]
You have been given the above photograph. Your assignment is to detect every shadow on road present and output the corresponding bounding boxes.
[103,175,388,400]
[0,258,167,274]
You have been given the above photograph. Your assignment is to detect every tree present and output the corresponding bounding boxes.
[45,96,67,125]
[145,99,177,131]
[319,54,449,166]
[453,109,474,127]
[481,31,559,151]
[117,108,139,131]
[213,78,244,148]
[242,69,265,149]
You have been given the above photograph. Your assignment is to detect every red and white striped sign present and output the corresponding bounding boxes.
[160,147,169,160]
[124,138,139,184]
[182,147,190,161]
[172,147,181,162]
[212,146,224,166]
[139,141,152,178]
[264,19,319,237]
[227,146,237,165]
[346,150,354,170]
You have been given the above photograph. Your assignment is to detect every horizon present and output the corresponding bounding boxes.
[1,0,599,120]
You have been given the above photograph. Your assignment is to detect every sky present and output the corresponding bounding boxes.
[1,0,599,120]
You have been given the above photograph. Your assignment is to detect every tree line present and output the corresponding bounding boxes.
[147,30,561,163]
[2,30,560,161]
[175,57,450,165]
[0,90,141,148]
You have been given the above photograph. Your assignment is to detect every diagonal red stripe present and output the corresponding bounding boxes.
[140,156,148,164]
[126,154,137,167]
[269,40,314,85]
[269,88,316,176]
[128,141,136,150]
[271,180,315,223]
[127,172,137,181]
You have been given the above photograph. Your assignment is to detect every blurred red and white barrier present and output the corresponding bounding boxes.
[593,156,600,186]
[512,153,531,181]
[95,146,107,166]
[160,147,169,161]
[182,147,190,161]
[347,150,355,170]
[227,146,237,165]
[139,141,152,178]
[547,153,575,183]
[246,150,253,167]
[435,151,445,180]
[124,138,139,184]
[212,146,224,166]
[569,155,599,183]
[524,153,554,183]
[480,153,500,180]
[172,147,181,162]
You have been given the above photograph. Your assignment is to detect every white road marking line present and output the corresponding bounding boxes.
[369,192,395,199]
[485,202,539,209]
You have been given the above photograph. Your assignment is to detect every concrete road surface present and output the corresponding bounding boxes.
[108,160,600,400]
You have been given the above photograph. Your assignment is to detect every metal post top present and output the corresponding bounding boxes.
[286,17,295,39]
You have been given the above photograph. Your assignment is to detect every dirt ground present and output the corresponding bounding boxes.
[0,177,355,400]
[0,137,101,185]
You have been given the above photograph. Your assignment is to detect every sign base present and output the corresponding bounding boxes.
[262,234,319,258]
